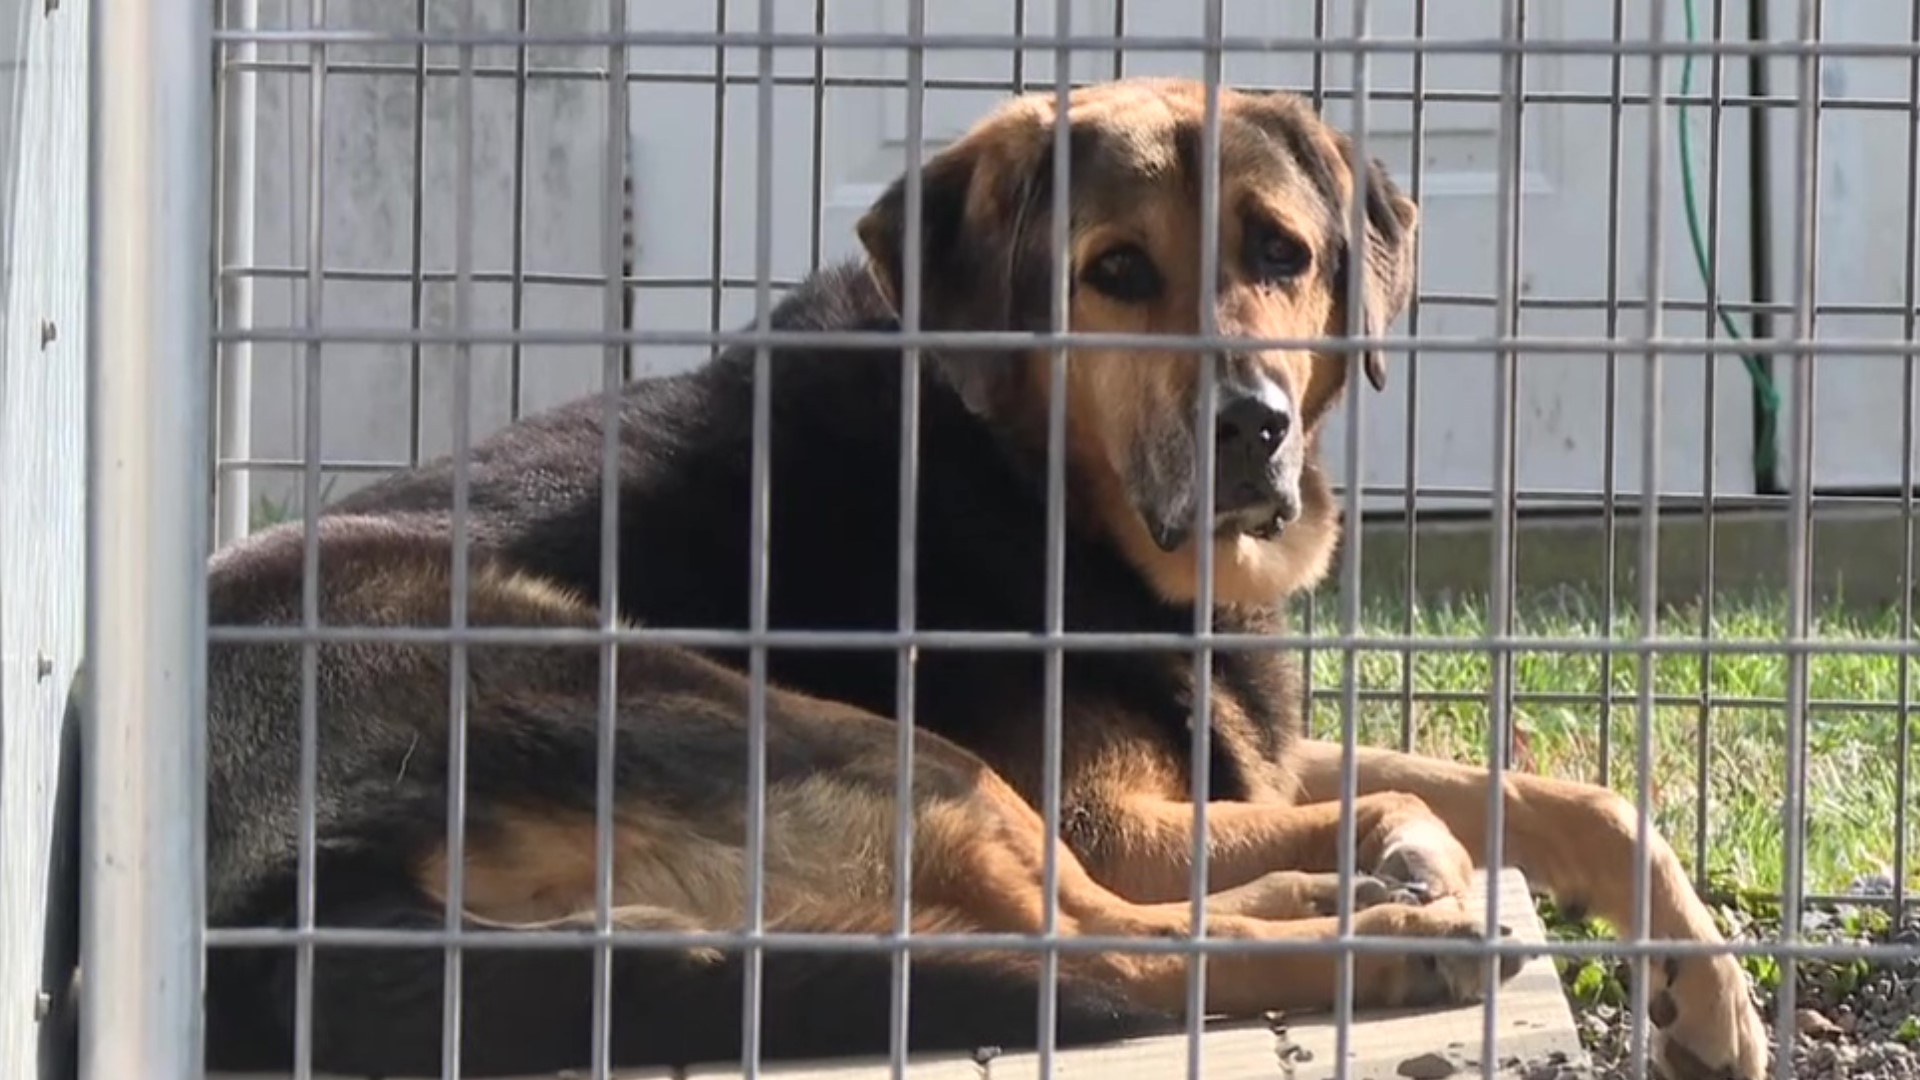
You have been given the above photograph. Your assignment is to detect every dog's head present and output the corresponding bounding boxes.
[856,78,1419,607]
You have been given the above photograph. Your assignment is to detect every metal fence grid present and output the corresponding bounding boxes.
[78,1,1919,1079]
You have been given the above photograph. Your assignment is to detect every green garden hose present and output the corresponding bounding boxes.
[1678,0,1784,488]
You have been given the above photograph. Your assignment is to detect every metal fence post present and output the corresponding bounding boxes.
[215,0,258,548]
[82,0,212,1076]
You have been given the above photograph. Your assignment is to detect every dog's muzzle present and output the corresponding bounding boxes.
[1211,384,1301,540]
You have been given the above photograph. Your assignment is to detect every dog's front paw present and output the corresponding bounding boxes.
[1354,905,1526,1009]
[1349,872,1437,913]
[1215,870,1429,920]
[1647,955,1770,1080]
[1372,817,1474,904]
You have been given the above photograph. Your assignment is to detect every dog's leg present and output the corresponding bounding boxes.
[262,893,1178,1077]
[1087,902,1524,1017]
[1070,791,1476,911]
[910,763,1521,1018]
[1186,868,1434,919]
[1290,739,1769,1080]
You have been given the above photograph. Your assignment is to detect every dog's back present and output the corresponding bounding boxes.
[202,514,1167,1074]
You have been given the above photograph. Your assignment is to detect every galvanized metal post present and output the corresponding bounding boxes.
[215,0,258,548]
[82,0,212,1076]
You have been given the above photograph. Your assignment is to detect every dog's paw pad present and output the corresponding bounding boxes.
[1345,873,1433,913]
[1649,987,1679,1029]
[1375,846,1434,889]
[1374,833,1471,904]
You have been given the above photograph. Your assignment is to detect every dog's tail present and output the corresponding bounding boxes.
[206,890,1175,1077]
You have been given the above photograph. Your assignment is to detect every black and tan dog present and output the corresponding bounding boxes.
[202,79,1767,1078]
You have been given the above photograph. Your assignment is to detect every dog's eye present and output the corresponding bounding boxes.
[1248,223,1311,283]
[1082,244,1163,302]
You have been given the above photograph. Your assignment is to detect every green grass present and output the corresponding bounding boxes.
[249,477,339,532]
[1293,587,1917,900]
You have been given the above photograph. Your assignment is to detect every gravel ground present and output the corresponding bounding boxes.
[1562,879,1920,1080]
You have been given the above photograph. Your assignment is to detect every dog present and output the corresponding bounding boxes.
[200,78,1768,1079]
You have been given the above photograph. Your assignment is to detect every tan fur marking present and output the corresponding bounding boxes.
[1287,740,1728,944]
[1075,790,1466,906]
[412,806,752,928]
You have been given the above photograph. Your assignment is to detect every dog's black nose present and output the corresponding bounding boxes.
[1215,393,1291,465]
[1213,391,1295,523]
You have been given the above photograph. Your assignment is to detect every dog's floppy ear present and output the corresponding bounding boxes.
[855,112,1052,418]
[855,144,984,318]
[1329,135,1420,394]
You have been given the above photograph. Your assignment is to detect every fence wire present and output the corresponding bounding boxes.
[70,2,1920,1080]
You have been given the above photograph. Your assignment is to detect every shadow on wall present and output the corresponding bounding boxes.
[37,675,80,1080]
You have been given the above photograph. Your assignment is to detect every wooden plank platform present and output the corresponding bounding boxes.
[217,869,1587,1080]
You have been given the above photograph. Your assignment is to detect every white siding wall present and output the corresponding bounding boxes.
[237,0,1915,521]
[0,0,90,1075]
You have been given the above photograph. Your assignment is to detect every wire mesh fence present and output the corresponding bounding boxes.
[68,1,1920,1079]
